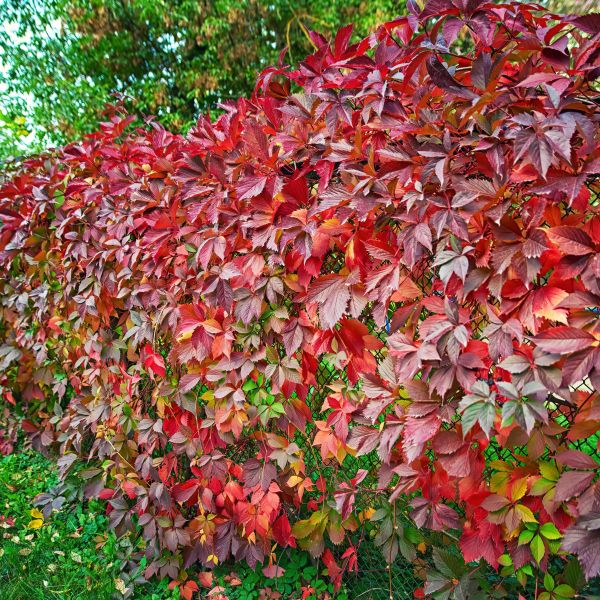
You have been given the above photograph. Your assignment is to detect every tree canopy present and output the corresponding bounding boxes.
[0,0,593,160]
[0,0,399,159]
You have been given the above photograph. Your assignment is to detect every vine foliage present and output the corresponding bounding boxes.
[1,1,600,596]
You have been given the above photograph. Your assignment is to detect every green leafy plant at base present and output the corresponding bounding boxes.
[213,550,347,600]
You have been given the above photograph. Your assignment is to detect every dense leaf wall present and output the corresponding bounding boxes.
[1,1,599,595]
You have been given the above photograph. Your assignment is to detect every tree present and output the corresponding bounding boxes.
[0,0,399,159]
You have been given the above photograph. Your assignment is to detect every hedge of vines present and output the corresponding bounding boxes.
[1,1,600,597]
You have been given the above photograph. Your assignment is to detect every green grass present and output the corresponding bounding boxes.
[0,451,128,599]
[0,451,186,599]
[0,450,345,599]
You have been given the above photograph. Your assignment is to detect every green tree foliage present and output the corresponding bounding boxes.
[0,0,593,159]
[0,0,398,158]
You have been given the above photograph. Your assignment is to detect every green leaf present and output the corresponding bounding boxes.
[530,534,545,563]
[554,584,575,598]
[458,381,497,438]
[516,570,528,587]
[242,379,257,392]
[562,558,584,590]
[498,553,512,567]
[370,508,388,522]
[548,539,561,554]
[543,571,554,591]
[531,478,555,496]
[292,518,316,539]
[540,522,561,540]
[405,526,421,544]
[521,564,534,576]
[271,402,285,415]
[424,571,452,596]
[518,529,535,545]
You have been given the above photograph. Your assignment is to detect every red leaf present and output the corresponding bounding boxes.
[347,425,380,456]
[556,450,599,470]
[547,227,594,256]
[460,516,503,569]
[236,175,267,200]
[562,514,600,579]
[481,494,511,512]
[569,14,600,35]
[426,56,478,99]
[554,470,596,503]
[533,327,596,354]
[144,344,166,378]
[273,514,295,548]
[262,564,285,578]
[242,458,277,491]
[198,572,214,588]
[403,413,441,462]
[306,274,350,329]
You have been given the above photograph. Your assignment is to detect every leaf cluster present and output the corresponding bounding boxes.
[1,0,600,595]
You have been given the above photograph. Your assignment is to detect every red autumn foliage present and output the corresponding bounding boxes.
[1,0,600,593]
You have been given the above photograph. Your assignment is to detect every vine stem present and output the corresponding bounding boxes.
[105,437,138,474]
[389,502,396,600]
[296,429,329,506]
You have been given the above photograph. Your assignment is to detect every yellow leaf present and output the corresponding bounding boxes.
[156,395,166,418]
[202,319,222,334]
[511,477,529,502]
[201,389,215,404]
[114,578,127,594]
[490,471,510,495]
[398,387,410,400]
[27,508,44,529]
[515,504,537,523]
[359,507,376,522]
[489,460,512,472]
[539,461,560,482]
[176,330,193,342]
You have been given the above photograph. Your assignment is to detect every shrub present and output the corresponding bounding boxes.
[1,0,599,596]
